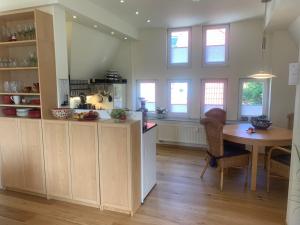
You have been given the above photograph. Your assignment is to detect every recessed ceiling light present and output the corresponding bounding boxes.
[124,37,128,40]
[135,10,139,15]
[93,24,98,28]
[146,19,151,23]
[73,15,77,19]
[111,31,115,35]
[120,0,125,3]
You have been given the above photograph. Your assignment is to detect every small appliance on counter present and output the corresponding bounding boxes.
[77,92,95,110]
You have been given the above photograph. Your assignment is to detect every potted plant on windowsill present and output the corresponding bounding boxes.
[156,107,167,119]
[110,109,127,122]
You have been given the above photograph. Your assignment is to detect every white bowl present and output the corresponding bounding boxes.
[16,108,30,117]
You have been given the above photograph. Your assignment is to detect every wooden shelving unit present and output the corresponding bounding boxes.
[0,10,57,119]
[0,104,40,108]
[0,40,36,48]
[0,67,38,71]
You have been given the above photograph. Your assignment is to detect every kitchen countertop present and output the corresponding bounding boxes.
[143,122,157,133]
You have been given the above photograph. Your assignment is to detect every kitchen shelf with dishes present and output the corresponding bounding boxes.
[0,10,58,119]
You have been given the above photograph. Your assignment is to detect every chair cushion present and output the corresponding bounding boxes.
[271,154,291,166]
[223,144,249,157]
[224,140,246,151]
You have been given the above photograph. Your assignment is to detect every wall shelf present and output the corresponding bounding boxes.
[0,67,38,71]
[0,92,40,96]
[0,104,40,108]
[0,40,36,48]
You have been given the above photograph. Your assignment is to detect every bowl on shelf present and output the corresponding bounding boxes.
[2,107,16,116]
[30,98,40,105]
[2,95,12,104]
[28,109,41,118]
[251,116,272,130]
[51,108,73,119]
[16,108,30,117]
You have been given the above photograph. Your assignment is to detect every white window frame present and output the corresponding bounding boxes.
[167,79,191,118]
[238,78,271,119]
[136,79,157,112]
[202,24,229,66]
[200,79,228,117]
[167,27,192,68]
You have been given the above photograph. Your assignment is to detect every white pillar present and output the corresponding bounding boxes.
[287,85,300,225]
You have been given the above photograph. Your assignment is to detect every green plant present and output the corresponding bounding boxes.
[110,109,126,120]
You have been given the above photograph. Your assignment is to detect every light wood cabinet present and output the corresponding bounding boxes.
[0,118,24,189]
[43,120,71,199]
[69,121,100,207]
[0,118,45,194]
[99,121,141,215]
[19,119,45,194]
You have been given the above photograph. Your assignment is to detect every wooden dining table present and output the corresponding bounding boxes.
[223,123,293,191]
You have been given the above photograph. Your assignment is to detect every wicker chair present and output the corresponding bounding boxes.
[200,118,250,191]
[205,108,227,125]
[266,146,291,192]
[205,108,246,150]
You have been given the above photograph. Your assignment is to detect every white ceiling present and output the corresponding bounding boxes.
[90,0,265,28]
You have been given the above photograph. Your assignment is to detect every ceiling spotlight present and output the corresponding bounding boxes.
[146,19,151,23]
[135,10,139,15]
[93,25,98,28]
[72,15,77,19]
[120,0,125,3]
[111,31,115,35]
[124,37,128,40]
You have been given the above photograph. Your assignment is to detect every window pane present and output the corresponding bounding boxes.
[139,82,155,112]
[206,28,226,46]
[241,81,264,116]
[170,82,188,113]
[204,82,225,113]
[205,45,225,63]
[170,30,189,64]
[204,27,227,64]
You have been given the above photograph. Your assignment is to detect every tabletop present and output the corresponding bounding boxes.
[223,123,293,146]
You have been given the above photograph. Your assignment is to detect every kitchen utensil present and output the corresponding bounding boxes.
[10,95,21,104]
[251,116,272,130]
[2,107,16,116]
[51,108,73,119]
[16,108,30,117]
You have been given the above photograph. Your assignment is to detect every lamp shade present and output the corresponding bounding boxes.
[289,63,300,85]
[248,71,276,79]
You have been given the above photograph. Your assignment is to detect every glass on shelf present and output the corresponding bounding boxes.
[0,23,35,42]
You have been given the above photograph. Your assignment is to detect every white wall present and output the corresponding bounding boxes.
[131,18,298,125]
[287,16,300,225]
[110,41,133,108]
[270,30,297,127]
[68,22,121,80]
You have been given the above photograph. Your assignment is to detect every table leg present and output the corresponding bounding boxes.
[251,145,259,191]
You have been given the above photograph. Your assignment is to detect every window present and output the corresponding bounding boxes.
[136,80,156,112]
[239,79,270,118]
[168,80,189,115]
[203,25,229,65]
[167,28,191,66]
[201,79,227,115]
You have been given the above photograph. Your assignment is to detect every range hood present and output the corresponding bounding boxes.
[89,78,127,84]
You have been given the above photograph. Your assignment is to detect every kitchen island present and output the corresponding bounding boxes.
[0,117,141,215]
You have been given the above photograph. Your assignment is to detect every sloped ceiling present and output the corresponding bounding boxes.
[68,22,121,80]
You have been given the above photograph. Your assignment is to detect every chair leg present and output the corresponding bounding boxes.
[244,166,248,187]
[220,168,224,191]
[267,160,271,193]
[200,156,209,179]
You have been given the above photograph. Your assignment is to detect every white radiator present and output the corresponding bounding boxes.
[156,121,207,146]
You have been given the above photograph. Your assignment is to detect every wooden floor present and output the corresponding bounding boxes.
[0,146,288,225]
